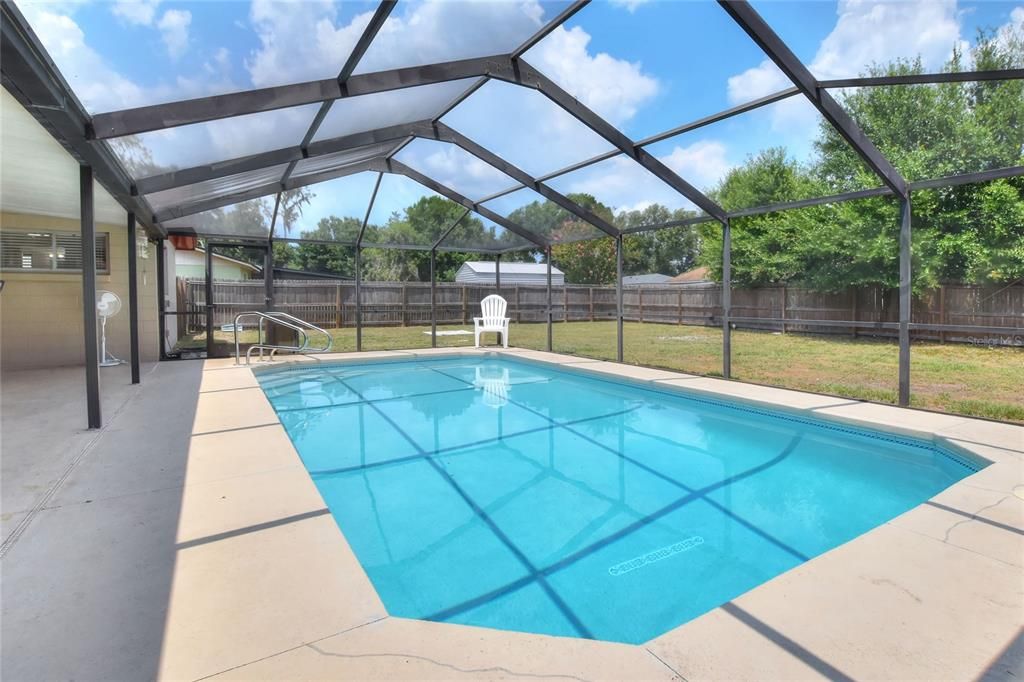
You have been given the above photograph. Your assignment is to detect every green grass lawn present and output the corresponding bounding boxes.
[192,320,1023,422]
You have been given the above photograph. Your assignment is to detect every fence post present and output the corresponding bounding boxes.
[401,283,408,327]
[638,288,644,323]
[781,284,787,334]
[335,283,342,328]
[589,287,594,322]
[939,284,946,343]
[461,286,468,325]
[563,286,568,323]
[851,287,858,338]
[515,286,521,322]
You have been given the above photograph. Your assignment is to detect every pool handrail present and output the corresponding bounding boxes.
[232,311,332,365]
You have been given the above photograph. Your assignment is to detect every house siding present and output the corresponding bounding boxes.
[1,211,159,370]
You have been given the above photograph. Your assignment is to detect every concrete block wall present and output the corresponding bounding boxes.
[1,211,159,370]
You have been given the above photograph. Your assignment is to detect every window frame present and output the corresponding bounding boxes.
[0,228,111,275]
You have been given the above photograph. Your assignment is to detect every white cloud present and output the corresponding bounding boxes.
[353,0,544,73]
[727,60,789,104]
[395,139,518,201]
[995,6,1024,48]
[660,140,734,192]
[111,0,161,26]
[608,0,652,14]
[547,154,708,213]
[813,0,966,79]
[157,9,191,59]
[246,0,367,88]
[526,25,659,127]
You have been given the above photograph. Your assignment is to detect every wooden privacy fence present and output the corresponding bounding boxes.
[179,278,1024,343]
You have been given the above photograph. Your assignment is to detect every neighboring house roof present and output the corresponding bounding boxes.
[273,267,352,281]
[458,261,564,276]
[623,274,673,285]
[671,266,712,283]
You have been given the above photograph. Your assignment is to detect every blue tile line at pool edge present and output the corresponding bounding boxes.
[325,373,597,640]
[256,354,981,473]
[425,367,811,564]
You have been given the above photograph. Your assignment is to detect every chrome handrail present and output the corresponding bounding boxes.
[232,311,333,365]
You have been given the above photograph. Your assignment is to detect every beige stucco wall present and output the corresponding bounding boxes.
[1,211,159,370]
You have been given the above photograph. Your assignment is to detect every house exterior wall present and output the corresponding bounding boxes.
[175,250,258,280]
[1,211,159,370]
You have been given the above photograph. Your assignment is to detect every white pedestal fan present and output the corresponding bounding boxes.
[96,290,124,367]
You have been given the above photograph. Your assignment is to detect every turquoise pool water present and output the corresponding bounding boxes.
[258,356,980,644]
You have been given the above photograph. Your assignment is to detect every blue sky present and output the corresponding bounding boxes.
[19,0,1024,232]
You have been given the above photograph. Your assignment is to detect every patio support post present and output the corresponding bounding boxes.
[126,211,140,383]
[546,246,553,352]
[156,237,166,360]
[80,165,101,428]
[495,254,501,293]
[355,246,362,352]
[616,235,624,363]
[205,245,214,357]
[722,219,732,379]
[430,249,437,348]
[898,197,912,406]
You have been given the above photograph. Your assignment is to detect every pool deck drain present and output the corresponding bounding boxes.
[2,348,1021,680]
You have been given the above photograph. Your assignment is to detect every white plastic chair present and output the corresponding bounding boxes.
[474,294,510,348]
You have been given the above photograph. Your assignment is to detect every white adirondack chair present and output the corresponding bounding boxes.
[474,294,510,348]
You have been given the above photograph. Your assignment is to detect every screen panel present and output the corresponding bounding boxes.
[19,0,374,113]
[442,80,616,177]
[394,139,520,202]
[108,104,320,178]
[161,198,273,239]
[313,80,477,143]
[483,187,607,244]
[643,96,877,213]
[520,0,777,141]
[545,155,706,231]
[145,164,290,215]
[353,0,573,74]
[832,80,1024,183]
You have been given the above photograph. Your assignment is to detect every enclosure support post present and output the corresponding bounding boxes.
[546,246,553,352]
[264,238,275,346]
[156,237,166,360]
[616,235,624,363]
[126,211,140,384]
[355,246,362,352]
[898,197,912,406]
[205,244,214,357]
[495,254,501,293]
[722,219,732,380]
[80,165,101,428]
[430,249,437,347]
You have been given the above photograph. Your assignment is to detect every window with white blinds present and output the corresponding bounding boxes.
[0,230,110,273]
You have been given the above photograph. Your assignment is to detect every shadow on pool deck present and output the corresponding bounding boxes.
[1,360,203,681]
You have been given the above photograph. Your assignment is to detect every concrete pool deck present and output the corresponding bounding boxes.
[1,348,1021,680]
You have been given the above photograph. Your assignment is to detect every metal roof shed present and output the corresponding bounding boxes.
[455,261,564,285]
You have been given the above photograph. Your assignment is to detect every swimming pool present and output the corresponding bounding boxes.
[258,355,982,644]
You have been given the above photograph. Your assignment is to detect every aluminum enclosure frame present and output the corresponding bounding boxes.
[2,0,1023,424]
